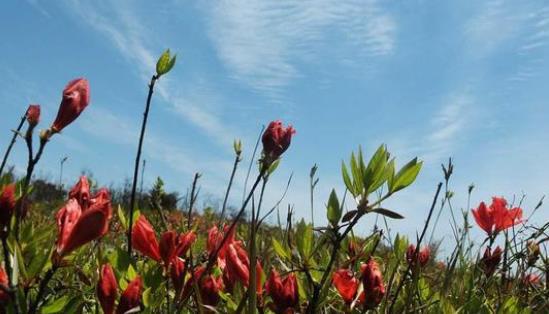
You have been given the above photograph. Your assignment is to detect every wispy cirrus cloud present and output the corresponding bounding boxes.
[206,0,396,100]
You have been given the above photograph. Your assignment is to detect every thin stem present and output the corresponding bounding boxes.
[128,74,158,256]
[248,177,267,314]
[388,182,442,313]
[220,153,241,222]
[28,266,57,314]
[187,173,200,230]
[0,111,27,177]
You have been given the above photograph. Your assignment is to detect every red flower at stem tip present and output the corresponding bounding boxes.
[97,264,118,314]
[332,269,359,305]
[132,214,161,262]
[262,120,295,164]
[26,104,41,126]
[55,188,112,257]
[0,184,16,231]
[51,78,90,132]
[406,244,430,268]
[472,197,522,236]
[360,259,385,310]
[265,268,299,314]
[116,276,142,314]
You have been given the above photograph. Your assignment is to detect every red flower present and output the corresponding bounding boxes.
[26,104,41,126]
[69,176,91,210]
[480,246,502,277]
[55,193,112,256]
[177,231,196,257]
[182,266,224,306]
[225,241,250,287]
[472,197,523,236]
[262,120,296,163]
[406,244,430,268]
[332,269,359,304]
[132,215,161,261]
[0,267,8,302]
[0,184,16,231]
[160,230,179,266]
[52,78,90,132]
[170,257,186,294]
[522,273,541,286]
[97,264,118,314]
[265,269,299,313]
[207,224,237,268]
[116,276,142,314]
[360,259,385,310]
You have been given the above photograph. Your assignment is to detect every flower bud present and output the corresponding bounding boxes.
[265,268,299,313]
[261,120,295,166]
[156,49,176,77]
[132,215,161,262]
[480,246,502,278]
[527,241,540,267]
[332,269,359,305]
[406,244,430,268]
[0,184,16,232]
[360,259,385,310]
[97,264,118,314]
[116,276,142,314]
[26,104,41,126]
[51,78,90,133]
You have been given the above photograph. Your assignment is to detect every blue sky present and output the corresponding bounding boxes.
[1,1,548,251]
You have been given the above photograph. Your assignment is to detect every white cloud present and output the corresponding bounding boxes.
[206,0,396,99]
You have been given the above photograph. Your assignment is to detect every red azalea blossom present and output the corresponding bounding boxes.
[332,269,359,304]
[406,244,430,267]
[116,276,142,314]
[0,267,8,302]
[52,78,90,132]
[265,268,299,314]
[480,246,502,277]
[177,231,196,257]
[182,266,224,307]
[522,274,541,286]
[170,257,186,294]
[360,259,385,310]
[472,197,523,236]
[69,176,91,210]
[26,104,41,126]
[97,264,118,314]
[132,214,161,262]
[262,120,296,162]
[55,192,112,256]
[0,184,16,230]
[160,230,179,266]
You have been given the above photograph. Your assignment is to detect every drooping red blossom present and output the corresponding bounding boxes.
[332,269,359,304]
[207,224,237,268]
[472,197,523,236]
[406,244,431,268]
[26,104,41,126]
[225,241,250,287]
[97,264,118,314]
[522,273,541,286]
[51,78,90,132]
[170,257,186,294]
[261,120,296,162]
[360,259,385,310]
[160,230,179,266]
[0,184,16,230]
[0,267,8,302]
[55,194,112,256]
[177,231,196,257]
[116,276,142,314]
[69,176,91,210]
[182,266,224,307]
[480,246,502,277]
[265,269,299,313]
[132,215,161,262]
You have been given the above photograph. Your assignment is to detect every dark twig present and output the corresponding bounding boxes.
[0,110,27,177]
[128,74,158,256]
[28,266,58,314]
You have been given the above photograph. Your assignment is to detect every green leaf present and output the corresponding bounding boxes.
[41,295,69,314]
[349,152,363,195]
[326,189,341,226]
[390,158,422,193]
[142,287,152,307]
[363,145,388,193]
[296,220,313,259]
[341,162,354,196]
[267,159,281,175]
[117,205,127,230]
[127,264,137,281]
[272,238,290,260]
[370,208,404,219]
[156,49,176,77]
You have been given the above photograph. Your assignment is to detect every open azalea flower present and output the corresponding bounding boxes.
[265,268,299,314]
[332,268,359,305]
[360,259,385,310]
[472,197,522,236]
[55,181,112,256]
